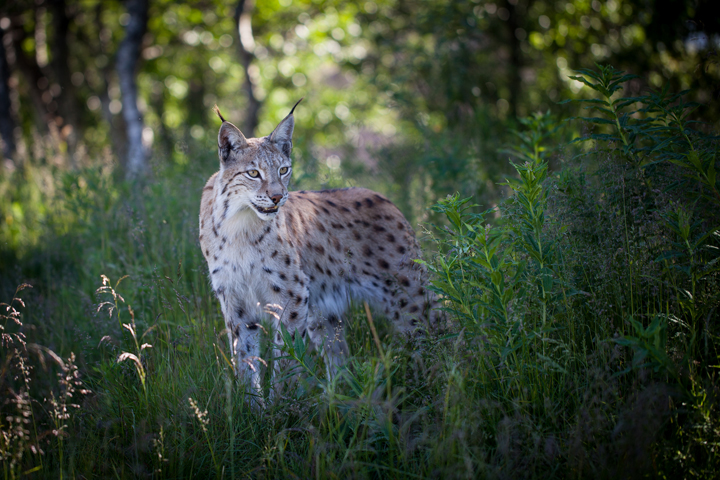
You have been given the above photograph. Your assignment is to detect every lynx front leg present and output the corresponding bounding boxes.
[221,298,265,405]
[307,313,349,379]
[265,288,310,402]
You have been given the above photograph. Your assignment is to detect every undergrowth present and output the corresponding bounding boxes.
[1,65,719,478]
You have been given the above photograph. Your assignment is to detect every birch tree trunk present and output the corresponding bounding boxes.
[235,0,260,136]
[117,0,148,180]
[0,27,16,161]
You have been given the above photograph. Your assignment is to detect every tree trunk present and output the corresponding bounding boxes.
[49,0,79,165]
[7,24,50,136]
[235,0,260,136]
[117,0,148,180]
[0,27,16,161]
[505,0,522,119]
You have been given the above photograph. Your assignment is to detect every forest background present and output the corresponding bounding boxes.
[1,0,720,478]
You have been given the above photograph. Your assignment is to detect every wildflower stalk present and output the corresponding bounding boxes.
[189,397,220,477]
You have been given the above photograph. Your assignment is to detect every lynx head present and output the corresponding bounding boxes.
[215,99,302,221]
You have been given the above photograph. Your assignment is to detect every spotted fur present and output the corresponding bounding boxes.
[199,102,441,399]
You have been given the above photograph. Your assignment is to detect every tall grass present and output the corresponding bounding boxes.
[1,65,719,478]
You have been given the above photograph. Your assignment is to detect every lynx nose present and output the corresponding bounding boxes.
[270,194,283,205]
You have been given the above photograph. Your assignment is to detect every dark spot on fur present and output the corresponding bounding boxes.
[263,266,272,274]
[373,224,385,232]
[400,277,410,287]
[272,284,281,292]
[328,314,339,326]
[362,245,373,257]
[353,230,362,240]
[321,282,326,291]
[399,299,408,308]
[378,259,390,269]
[285,255,291,266]
[321,207,330,214]
[315,244,325,255]
[397,222,405,230]
[355,201,362,208]
[290,311,298,320]
[212,268,221,274]
[385,279,393,286]
[387,234,395,243]
[331,222,345,229]
[237,307,244,318]
[418,288,425,296]
[271,250,278,258]
[409,305,419,313]
[315,262,323,272]
[246,322,259,330]
[365,198,374,207]
[394,311,400,320]
[279,273,287,281]
[326,200,336,207]
[398,246,407,254]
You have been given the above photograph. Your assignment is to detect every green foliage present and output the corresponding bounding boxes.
[4,29,720,477]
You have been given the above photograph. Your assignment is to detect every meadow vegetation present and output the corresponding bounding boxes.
[2,0,720,477]
[2,64,719,478]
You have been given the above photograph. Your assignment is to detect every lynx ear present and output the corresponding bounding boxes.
[217,121,248,165]
[268,98,302,157]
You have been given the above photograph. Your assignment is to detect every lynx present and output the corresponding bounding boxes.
[199,100,440,399]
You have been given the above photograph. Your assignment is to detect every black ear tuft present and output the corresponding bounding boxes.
[213,104,226,123]
[289,98,303,115]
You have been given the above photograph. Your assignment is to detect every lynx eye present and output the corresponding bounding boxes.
[279,167,289,175]
[247,170,260,178]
